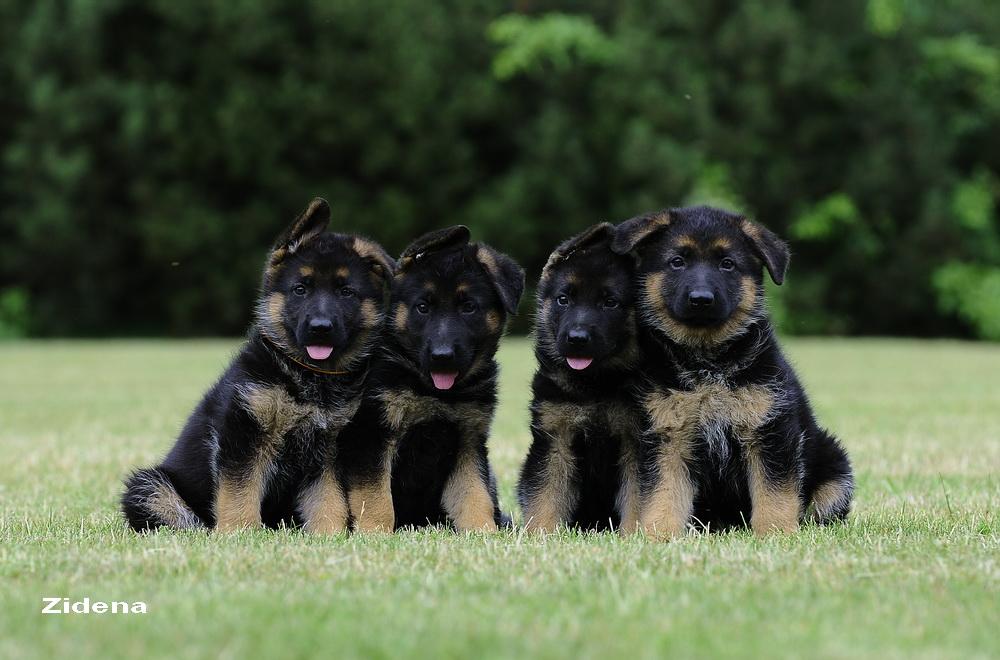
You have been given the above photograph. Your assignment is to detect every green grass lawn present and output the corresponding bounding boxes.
[1,338,998,659]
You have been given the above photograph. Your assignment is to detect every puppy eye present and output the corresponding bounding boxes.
[292,284,308,296]
[669,256,686,270]
[603,297,620,309]
[415,302,430,315]
[556,295,570,306]
[720,258,736,271]
[340,286,357,298]
[461,301,478,314]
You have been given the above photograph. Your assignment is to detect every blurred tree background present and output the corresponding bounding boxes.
[1,0,998,338]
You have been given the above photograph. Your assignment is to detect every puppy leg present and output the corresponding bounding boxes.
[442,443,498,532]
[215,469,268,532]
[299,468,349,534]
[639,390,699,539]
[638,435,695,540]
[215,433,276,531]
[348,472,394,532]
[745,439,802,535]
[520,426,579,533]
[615,438,641,536]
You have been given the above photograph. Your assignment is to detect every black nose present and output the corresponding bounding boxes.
[308,318,334,333]
[688,290,715,307]
[430,346,455,363]
[567,328,591,346]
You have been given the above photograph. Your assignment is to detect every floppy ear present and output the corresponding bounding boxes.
[272,197,331,255]
[610,210,671,254]
[740,217,790,285]
[353,237,397,286]
[542,222,614,273]
[475,244,525,316]
[398,225,471,270]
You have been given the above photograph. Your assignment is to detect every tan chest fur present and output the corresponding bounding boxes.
[379,389,491,443]
[534,400,641,447]
[239,384,360,448]
[643,382,777,458]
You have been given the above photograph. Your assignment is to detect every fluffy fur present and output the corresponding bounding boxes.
[337,226,525,530]
[517,224,644,533]
[121,198,395,532]
[611,206,854,538]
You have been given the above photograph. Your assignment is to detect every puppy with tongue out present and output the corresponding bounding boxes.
[337,225,525,531]
[517,222,645,535]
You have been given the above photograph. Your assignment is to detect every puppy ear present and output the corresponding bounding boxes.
[352,237,397,286]
[476,245,525,316]
[398,225,471,269]
[740,217,790,285]
[266,198,331,277]
[273,197,331,252]
[610,210,671,254]
[543,222,614,273]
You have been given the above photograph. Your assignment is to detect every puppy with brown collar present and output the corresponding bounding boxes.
[122,198,395,533]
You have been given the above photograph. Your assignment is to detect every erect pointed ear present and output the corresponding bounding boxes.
[740,217,790,285]
[610,210,671,254]
[398,225,471,270]
[475,244,525,316]
[542,222,614,273]
[271,197,331,258]
[352,237,397,286]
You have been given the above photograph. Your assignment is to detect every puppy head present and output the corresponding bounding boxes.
[258,198,395,371]
[536,223,637,373]
[612,206,789,348]
[391,226,524,391]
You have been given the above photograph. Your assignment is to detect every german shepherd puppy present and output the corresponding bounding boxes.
[611,206,854,538]
[517,223,643,532]
[121,198,395,532]
[337,225,524,531]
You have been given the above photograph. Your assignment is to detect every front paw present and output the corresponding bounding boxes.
[751,517,800,535]
[303,515,348,534]
[214,517,262,533]
[353,512,394,533]
[348,486,395,533]
[639,516,687,541]
[454,517,498,533]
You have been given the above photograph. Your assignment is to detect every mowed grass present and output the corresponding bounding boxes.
[0,338,997,659]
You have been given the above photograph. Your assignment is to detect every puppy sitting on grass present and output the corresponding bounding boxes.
[611,206,854,538]
[518,223,643,533]
[121,198,394,532]
[337,226,524,531]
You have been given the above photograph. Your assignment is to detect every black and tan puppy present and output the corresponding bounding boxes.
[121,198,395,533]
[517,223,643,533]
[337,226,524,531]
[611,206,854,538]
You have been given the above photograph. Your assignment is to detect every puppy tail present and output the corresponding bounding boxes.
[121,467,205,532]
[806,431,855,524]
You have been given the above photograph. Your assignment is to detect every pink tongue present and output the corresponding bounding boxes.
[306,345,334,361]
[566,357,594,371]
[431,372,459,390]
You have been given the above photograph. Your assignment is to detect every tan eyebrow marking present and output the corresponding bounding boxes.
[299,266,314,277]
[710,238,732,251]
[673,235,698,250]
[335,266,350,279]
